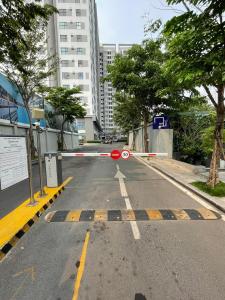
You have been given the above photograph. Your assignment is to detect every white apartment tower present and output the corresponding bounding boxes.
[45,0,101,140]
[99,44,133,135]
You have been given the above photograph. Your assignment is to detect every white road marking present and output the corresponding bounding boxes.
[119,178,128,197]
[125,198,141,240]
[136,157,225,220]
[115,164,141,239]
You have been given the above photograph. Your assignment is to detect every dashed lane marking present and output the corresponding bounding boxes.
[46,208,221,223]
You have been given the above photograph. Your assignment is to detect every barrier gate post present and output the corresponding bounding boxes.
[45,153,63,188]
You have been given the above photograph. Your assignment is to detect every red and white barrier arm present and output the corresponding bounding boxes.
[61,152,168,157]
[130,153,168,157]
[61,152,111,157]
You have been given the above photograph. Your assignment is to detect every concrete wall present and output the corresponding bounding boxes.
[129,125,173,158]
[0,120,79,154]
[84,117,94,140]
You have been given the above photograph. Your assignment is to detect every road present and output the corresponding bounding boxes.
[1,143,225,300]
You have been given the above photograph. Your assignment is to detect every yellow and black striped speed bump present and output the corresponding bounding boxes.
[0,187,65,262]
[45,208,221,223]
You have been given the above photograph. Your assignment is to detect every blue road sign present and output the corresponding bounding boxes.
[153,115,170,129]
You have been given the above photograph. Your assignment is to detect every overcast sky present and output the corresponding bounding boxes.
[95,0,182,44]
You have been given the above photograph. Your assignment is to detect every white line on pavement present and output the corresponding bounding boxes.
[119,178,128,198]
[115,164,141,239]
[136,157,225,221]
[125,198,141,240]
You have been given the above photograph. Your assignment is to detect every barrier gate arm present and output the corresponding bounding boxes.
[60,152,168,157]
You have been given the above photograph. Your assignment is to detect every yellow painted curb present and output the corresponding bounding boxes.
[0,177,73,259]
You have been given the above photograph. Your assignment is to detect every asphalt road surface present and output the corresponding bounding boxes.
[1,144,225,300]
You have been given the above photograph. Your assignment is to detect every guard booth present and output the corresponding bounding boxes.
[45,153,63,188]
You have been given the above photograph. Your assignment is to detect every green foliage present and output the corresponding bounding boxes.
[163,0,225,186]
[0,0,57,64]
[0,5,57,157]
[163,0,225,99]
[171,104,215,163]
[44,87,86,124]
[192,181,225,197]
[106,40,170,150]
[113,92,141,134]
[201,127,225,156]
[0,9,58,112]
[44,86,86,150]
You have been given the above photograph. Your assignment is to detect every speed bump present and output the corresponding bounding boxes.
[45,208,221,222]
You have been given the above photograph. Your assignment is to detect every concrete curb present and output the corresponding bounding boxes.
[0,186,66,262]
[142,159,225,214]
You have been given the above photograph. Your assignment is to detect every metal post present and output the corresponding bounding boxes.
[26,129,37,206]
[37,125,47,198]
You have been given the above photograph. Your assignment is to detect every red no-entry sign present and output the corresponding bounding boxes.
[110,149,121,160]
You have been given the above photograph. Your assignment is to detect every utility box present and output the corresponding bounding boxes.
[44,153,63,188]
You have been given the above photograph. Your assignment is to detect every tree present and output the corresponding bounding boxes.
[44,87,86,150]
[0,0,56,64]
[113,92,141,148]
[170,104,215,164]
[106,40,165,152]
[163,0,225,187]
[0,13,58,157]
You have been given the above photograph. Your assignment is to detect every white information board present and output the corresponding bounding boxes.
[0,136,29,190]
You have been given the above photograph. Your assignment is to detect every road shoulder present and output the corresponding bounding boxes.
[0,177,72,261]
[140,157,225,213]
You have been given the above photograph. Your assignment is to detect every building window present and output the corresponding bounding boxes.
[58,0,80,3]
[78,72,84,80]
[59,22,85,30]
[61,60,75,67]
[76,120,85,130]
[76,48,86,55]
[61,47,69,54]
[76,9,87,17]
[60,35,67,42]
[62,72,74,79]
[75,22,82,30]
[59,22,67,29]
[59,9,72,16]
[63,84,70,88]
[79,84,89,91]
[71,35,88,42]
[78,60,88,67]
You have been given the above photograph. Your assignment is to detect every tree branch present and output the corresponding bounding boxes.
[182,0,191,12]
[203,84,217,108]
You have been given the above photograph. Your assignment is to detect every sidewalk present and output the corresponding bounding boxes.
[141,157,225,213]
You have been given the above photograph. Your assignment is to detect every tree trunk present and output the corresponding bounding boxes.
[24,102,36,158]
[60,119,66,151]
[207,86,225,188]
[143,111,149,152]
[132,129,136,151]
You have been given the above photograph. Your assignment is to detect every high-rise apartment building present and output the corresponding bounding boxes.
[99,44,133,135]
[45,0,101,140]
